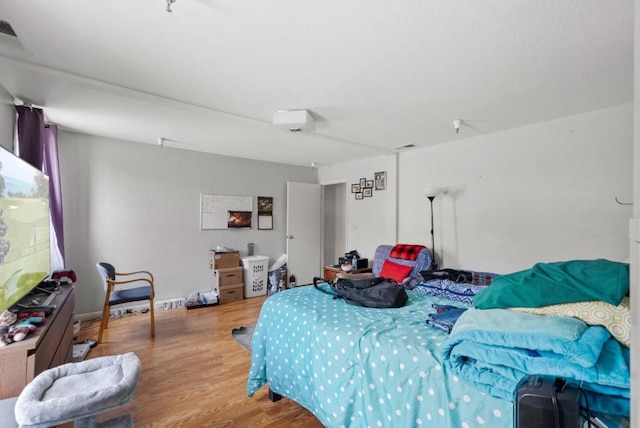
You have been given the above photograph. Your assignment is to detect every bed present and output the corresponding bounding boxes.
[247,259,630,427]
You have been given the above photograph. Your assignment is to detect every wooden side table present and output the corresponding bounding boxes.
[323,265,373,282]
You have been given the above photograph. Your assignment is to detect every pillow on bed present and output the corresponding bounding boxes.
[511,296,630,347]
[473,259,629,309]
[379,260,413,283]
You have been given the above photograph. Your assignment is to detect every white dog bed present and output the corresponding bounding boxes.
[14,352,141,428]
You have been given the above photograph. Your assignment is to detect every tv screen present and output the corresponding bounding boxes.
[0,146,50,313]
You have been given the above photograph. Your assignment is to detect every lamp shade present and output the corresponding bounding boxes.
[422,187,442,198]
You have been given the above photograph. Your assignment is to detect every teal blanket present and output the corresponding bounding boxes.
[442,308,630,416]
[473,259,629,309]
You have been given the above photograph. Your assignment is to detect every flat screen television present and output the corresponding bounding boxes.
[0,146,50,313]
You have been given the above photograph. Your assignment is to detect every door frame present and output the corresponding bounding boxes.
[321,180,349,268]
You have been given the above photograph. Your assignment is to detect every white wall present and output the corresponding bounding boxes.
[630,0,639,424]
[318,155,397,261]
[398,104,633,274]
[0,87,14,151]
[319,106,633,275]
[59,131,316,315]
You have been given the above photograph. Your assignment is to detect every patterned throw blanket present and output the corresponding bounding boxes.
[389,244,425,261]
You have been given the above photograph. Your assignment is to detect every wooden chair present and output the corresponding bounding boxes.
[96,262,155,344]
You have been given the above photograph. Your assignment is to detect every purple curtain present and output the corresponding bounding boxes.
[43,124,65,264]
[15,106,66,266]
[15,106,44,169]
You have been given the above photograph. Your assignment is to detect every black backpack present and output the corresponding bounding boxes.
[313,276,408,308]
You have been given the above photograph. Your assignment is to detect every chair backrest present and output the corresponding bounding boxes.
[96,262,116,291]
[372,245,432,278]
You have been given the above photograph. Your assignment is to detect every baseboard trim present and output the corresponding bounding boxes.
[73,297,187,321]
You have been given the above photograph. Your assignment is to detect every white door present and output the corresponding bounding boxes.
[287,182,322,285]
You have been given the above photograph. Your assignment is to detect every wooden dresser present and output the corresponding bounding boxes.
[0,284,75,399]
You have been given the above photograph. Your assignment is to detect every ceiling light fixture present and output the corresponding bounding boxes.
[453,119,462,134]
[157,137,165,147]
[166,0,176,12]
[273,110,316,133]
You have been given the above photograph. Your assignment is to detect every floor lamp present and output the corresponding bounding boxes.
[422,187,441,271]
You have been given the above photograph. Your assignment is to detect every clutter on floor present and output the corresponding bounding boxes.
[185,290,219,309]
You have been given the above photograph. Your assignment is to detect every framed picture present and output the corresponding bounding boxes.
[363,188,372,197]
[227,211,252,228]
[351,183,361,193]
[374,171,386,190]
[359,178,366,187]
[355,192,363,200]
[257,196,273,230]
[257,196,273,213]
[365,180,374,188]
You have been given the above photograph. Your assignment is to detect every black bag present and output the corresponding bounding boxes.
[313,276,408,308]
[420,268,473,283]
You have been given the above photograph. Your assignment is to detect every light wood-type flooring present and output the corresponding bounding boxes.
[75,295,324,427]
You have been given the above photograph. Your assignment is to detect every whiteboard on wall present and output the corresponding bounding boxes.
[200,194,253,230]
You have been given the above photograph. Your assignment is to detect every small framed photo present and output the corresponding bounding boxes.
[365,180,374,188]
[257,196,273,230]
[351,183,361,193]
[359,178,366,187]
[363,188,372,197]
[374,171,386,190]
[355,192,363,200]
[228,211,252,228]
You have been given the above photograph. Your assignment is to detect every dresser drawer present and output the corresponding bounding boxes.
[212,267,243,291]
[219,284,243,303]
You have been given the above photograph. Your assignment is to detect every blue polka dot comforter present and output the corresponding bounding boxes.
[247,285,512,427]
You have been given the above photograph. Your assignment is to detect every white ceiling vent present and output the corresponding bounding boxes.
[273,110,315,133]
[0,18,28,54]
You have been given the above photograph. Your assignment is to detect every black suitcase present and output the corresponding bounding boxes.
[514,376,581,428]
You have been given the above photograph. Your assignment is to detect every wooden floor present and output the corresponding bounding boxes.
[76,296,324,428]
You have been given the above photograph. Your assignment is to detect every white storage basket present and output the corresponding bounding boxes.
[241,255,269,298]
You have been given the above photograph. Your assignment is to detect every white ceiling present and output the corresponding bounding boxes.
[0,0,633,166]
